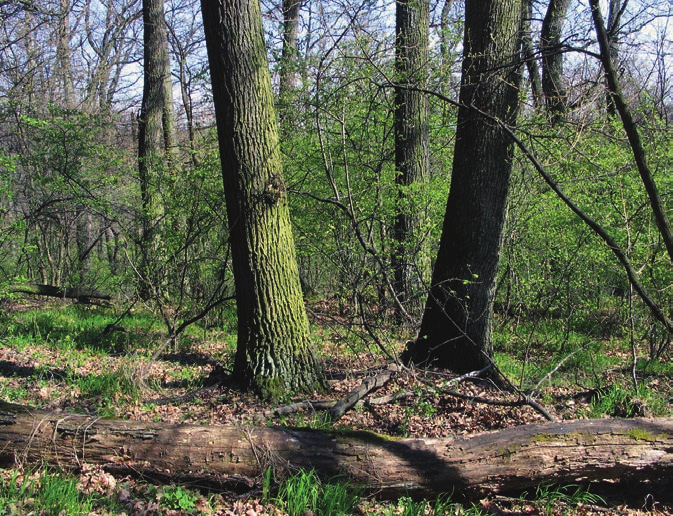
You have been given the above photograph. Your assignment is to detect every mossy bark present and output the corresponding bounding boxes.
[137,0,176,299]
[201,0,324,399]
[392,0,430,322]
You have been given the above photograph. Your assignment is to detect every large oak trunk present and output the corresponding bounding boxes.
[1,402,671,501]
[201,0,324,398]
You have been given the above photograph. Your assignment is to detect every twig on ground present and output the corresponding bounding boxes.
[263,400,334,417]
[329,363,399,420]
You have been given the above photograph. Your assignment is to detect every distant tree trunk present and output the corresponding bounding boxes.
[540,0,570,123]
[439,0,455,93]
[201,0,324,400]
[55,0,75,108]
[1,402,672,503]
[137,0,176,299]
[11,284,111,302]
[404,0,523,373]
[392,0,430,323]
[605,0,623,116]
[75,209,92,282]
[279,0,302,98]
[522,0,543,111]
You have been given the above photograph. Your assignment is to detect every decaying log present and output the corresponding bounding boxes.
[0,401,671,501]
[11,284,112,304]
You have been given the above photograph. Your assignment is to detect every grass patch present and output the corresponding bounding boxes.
[587,383,670,418]
[0,467,121,515]
[521,483,605,515]
[272,469,362,516]
[3,305,161,354]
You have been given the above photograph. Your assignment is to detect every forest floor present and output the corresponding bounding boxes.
[0,299,672,515]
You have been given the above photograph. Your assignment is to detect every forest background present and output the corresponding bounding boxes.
[0,0,672,512]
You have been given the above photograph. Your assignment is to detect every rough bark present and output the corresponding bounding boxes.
[522,0,543,111]
[540,0,570,122]
[201,0,324,399]
[392,0,430,322]
[279,0,302,98]
[0,402,671,501]
[404,0,523,373]
[137,0,176,300]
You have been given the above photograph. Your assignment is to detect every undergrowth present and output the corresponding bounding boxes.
[0,302,671,514]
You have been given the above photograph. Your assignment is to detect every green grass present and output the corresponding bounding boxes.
[522,483,605,516]
[0,468,121,515]
[271,469,483,515]
[75,367,143,403]
[586,382,670,418]
[273,469,362,516]
[2,305,162,354]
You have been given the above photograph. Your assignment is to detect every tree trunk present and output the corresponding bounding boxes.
[55,0,75,108]
[439,0,455,93]
[201,0,324,400]
[540,0,570,122]
[279,0,303,99]
[137,0,176,300]
[404,0,523,373]
[522,0,543,111]
[1,402,671,502]
[605,0,623,117]
[392,0,430,322]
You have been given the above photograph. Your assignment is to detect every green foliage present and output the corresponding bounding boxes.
[3,305,158,354]
[2,105,133,290]
[159,484,199,512]
[275,469,362,516]
[522,483,605,515]
[0,468,119,515]
[499,114,673,368]
[587,383,670,418]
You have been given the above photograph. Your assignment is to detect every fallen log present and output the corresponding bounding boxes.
[11,284,112,304]
[0,401,671,501]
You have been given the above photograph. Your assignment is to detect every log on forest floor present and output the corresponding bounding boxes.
[10,284,112,304]
[0,401,671,503]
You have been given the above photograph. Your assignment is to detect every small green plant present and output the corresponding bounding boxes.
[275,469,361,516]
[524,482,605,515]
[160,484,199,512]
[381,494,464,516]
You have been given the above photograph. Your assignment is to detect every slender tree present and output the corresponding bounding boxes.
[540,0,570,122]
[392,0,430,322]
[279,0,303,98]
[590,0,673,264]
[403,0,524,373]
[522,0,543,111]
[137,0,177,299]
[201,0,325,399]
